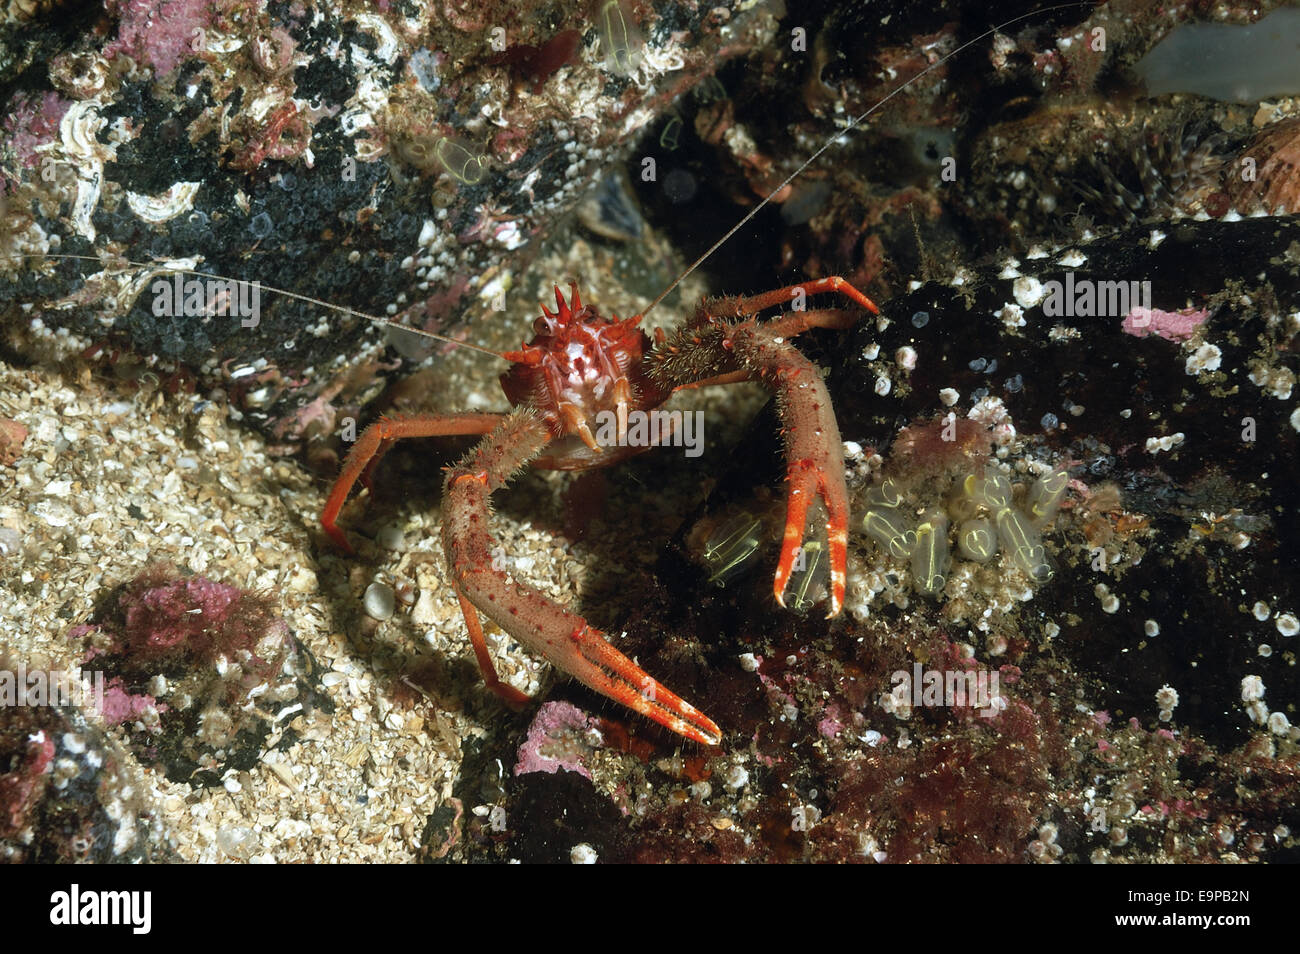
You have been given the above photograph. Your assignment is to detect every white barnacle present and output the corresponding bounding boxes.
[1241,674,1265,703]
[997,303,1026,332]
[1144,432,1184,454]
[722,764,749,792]
[1012,276,1045,309]
[1185,343,1222,376]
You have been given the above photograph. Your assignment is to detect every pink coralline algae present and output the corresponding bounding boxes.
[817,705,846,740]
[1121,306,1209,342]
[514,701,599,779]
[3,92,70,169]
[111,566,285,674]
[104,0,217,79]
[100,678,163,726]
[0,731,54,838]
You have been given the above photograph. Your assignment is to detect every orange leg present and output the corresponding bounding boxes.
[726,276,878,318]
[771,453,849,619]
[761,307,860,338]
[442,411,722,747]
[457,593,531,707]
[671,369,755,392]
[321,412,504,552]
[653,297,863,618]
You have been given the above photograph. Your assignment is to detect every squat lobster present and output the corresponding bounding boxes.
[321,276,877,747]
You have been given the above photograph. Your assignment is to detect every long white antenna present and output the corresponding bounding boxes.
[640,3,1095,319]
[18,254,510,359]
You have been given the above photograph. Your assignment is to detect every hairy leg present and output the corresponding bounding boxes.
[321,412,503,552]
[441,410,722,746]
[650,281,871,618]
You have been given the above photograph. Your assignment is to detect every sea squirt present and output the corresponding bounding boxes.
[857,465,1070,597]
[861,507,917,560]
[911,510,951,596]
[701,511,765,587]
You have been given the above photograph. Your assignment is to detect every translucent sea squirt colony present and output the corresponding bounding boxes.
[697,445,1075,618]
[859,468,1069,598]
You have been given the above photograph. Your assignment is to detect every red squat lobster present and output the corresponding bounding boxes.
[315,1,1093,745]
[22,9,1067,747]
[321,277,877,746]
